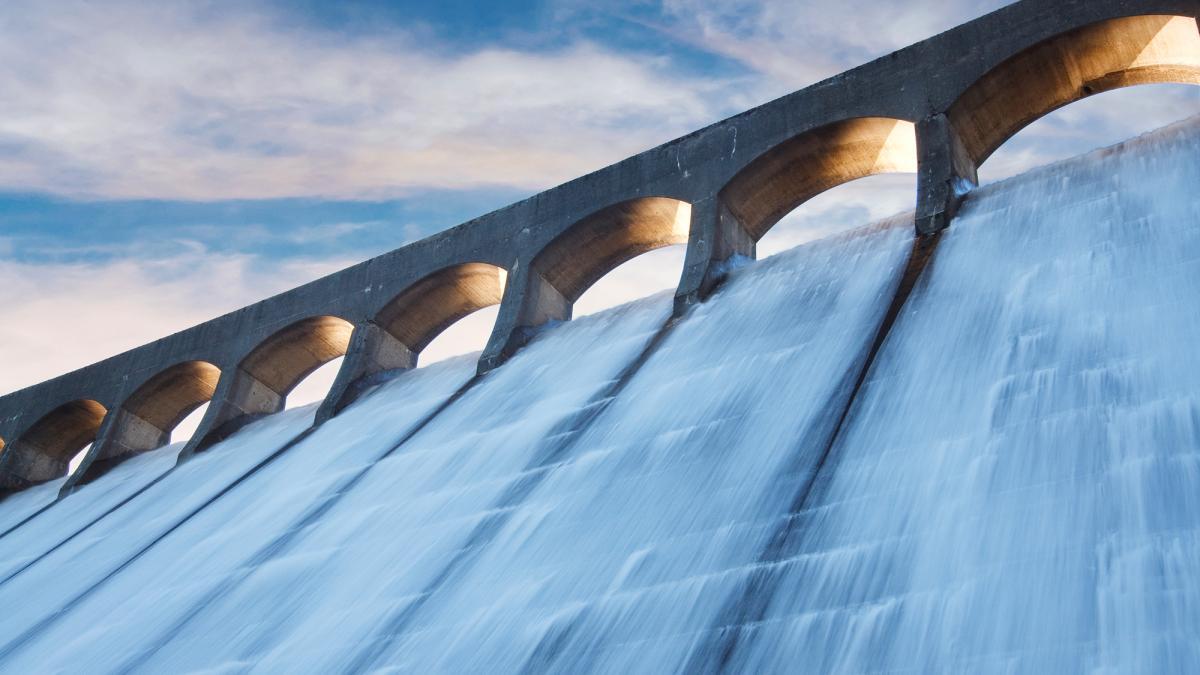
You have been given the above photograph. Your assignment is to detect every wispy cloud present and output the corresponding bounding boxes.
[591,0,1009,93]
[0,248,352,393]
[0,0,743,201]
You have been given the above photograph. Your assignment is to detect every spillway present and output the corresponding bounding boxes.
[1,117,1199,673]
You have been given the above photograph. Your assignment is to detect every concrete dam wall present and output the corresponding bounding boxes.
[1,0,1199,496]
[0,108,1197,672]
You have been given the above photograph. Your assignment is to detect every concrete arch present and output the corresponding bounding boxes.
[174,315,354,457]
[120,360,221,440]
[949,14,1200,168]
[477,197,691,372]
[60,361,221,492]
[721,117,918,241]
[533,197,692,304]
[375,262,508,356]
[241,315,355,400]
[312,264,509,423]
[0,399,107,492]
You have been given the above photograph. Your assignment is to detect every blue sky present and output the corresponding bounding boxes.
[2,0,1198,397]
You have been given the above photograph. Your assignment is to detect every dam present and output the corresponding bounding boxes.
[0,111,1195,674]
[0,0,1199,672]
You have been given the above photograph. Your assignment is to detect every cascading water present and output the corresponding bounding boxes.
[703,118,1200,674]
[0,117,1197,674]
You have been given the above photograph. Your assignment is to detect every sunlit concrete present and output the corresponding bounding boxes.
[478,198,690,372]
[723,118,917,241]
[919,13,1200,235]
[178,316,353,458]
[951,15,1200,167]
[63,361,221,490]
[0,399,106,493]
[376,263,508,354]
[316,263,508,423]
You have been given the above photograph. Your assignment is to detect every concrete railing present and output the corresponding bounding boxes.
[1,0,1197,498]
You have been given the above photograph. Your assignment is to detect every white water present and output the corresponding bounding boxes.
[0,119,1198,673]
[713,119,1200,673]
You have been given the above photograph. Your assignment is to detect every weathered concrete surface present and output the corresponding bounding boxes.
[2,0,1198,497]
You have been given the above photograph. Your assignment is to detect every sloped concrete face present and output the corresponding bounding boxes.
[1,0,1199,498]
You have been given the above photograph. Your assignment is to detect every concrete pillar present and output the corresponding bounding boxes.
[0,439,70,495]
[673,196,756,314]
[176,368,283,462]
[477,261,571,374]
[915,113,979,235]
[59,407,168,494]
[314,322,416,425]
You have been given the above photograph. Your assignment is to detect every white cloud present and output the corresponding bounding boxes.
[0,248,351,394]
[0,0,740,200]
[625,0,1009,93]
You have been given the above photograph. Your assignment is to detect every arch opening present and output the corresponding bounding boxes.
[573,245,687,317]
[756,172,919,259]
[3,399,107,487]
[67,443,93,477]
[532,197,691,306]
[375,262,508,365]
[286,357,345,409]
[120,360,221,448]
[240,315,354,402]
[720,117,918,243]
[949,15,1200,171]
[171,402,210,445]
[420,305,502,366]
[979,83,1200,182]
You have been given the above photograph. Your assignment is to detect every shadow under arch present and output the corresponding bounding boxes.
[949,14,1200,171]
[534,196,692,304]
[721,117,918,243]
[0,399,107,494]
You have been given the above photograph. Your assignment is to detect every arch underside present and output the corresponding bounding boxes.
[534,197,691,303]
[721,117,918,241]
[950,14,1200,166]
[2,399,107,485]
[241,316,354,396]
[15,399,107,463]
[122,361,221,434]
[375,263,507,354]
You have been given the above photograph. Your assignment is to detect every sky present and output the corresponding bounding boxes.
[2,0,1198,410]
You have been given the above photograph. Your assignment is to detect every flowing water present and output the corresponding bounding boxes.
[0,118,1198,673]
